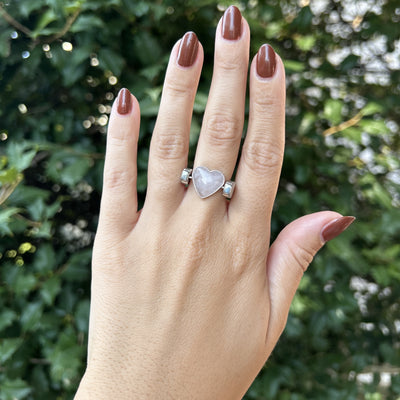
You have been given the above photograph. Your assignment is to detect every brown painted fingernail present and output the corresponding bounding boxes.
[117,88,132,115]
[222,5,242,40]
[256,44,277,78]
[177,31,199,67]
[321,216,356,243]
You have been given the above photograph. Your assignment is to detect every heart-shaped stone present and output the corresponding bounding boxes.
[192,166,225,199]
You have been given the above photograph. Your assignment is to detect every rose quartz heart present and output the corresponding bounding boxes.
[192,166,225,199]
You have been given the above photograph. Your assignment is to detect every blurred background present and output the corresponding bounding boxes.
[0,0,399,399]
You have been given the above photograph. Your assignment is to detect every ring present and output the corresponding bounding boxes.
[180,166,236,199]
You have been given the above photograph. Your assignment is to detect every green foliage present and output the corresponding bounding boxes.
[0,0,399,398]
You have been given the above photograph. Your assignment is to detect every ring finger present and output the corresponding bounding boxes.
[189,6,250,205]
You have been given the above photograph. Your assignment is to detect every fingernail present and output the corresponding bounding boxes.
[222,5,242,40]
[256,44,277,78]
[117,88,132,115]
[321,216,356,243]
[177,31,199,67]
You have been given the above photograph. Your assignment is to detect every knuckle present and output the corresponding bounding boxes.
[252,87,284,111]
[164,78,193,99]
[108,131,131,147]
[104,167,136,190]
[154,132,187,161]
[252,78,285,111]
[229,235,263,277]
[181,219,212,267]
[242,138,283,171]
[231,242,252,276]
[253,96,278,112]
[216,52,245,73]
[287,242,315,274]
[218,59,241,73]
[205,114,242,146]
[92,239,131,278]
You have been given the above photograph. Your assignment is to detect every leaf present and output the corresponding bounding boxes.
[20,302,43,332]
[75,300,90,333]
[13,271,37,296]
[294,35,316,52]
[0,309,17,331]
[0,170,23,206]
[61,63,87,87]
[0,167,22,185]
[40,276,61,306]
[359,119,390,135]
[264,21,284,39]
[342,126,362,142]
[44,328,85,383]
[340,54,359,71]
[361,102,384,116]
[144,87,162,103]
[80,0,120,11]
[62,249,91,282]
[30,366,50,398]
[7,184,50,206]
[371,266,391,286]
[26,196,60,222]
[26,197,47,221]
[140,97,160,117]
[121,0,150,17]
[324,99,343,125]
[292,6,313,31]
[133,31,162,66]
[6,142,37,172]
[283,60,306,72]
[193,92,208,113]
[98,48,126,76]
[298,112,317,136]
[363,181,393,209]
[139,64,164,81]
[32,9,58,38]
[18,0,45,16]
[63,0,83,13]
[49,46,89,86]
[0,207,20,235]
[69,15,104,33]
[60,157,92,186]
[46,151,92,186]
[0,378,31,400]
[31,220,52,239]
[33,244,57,274]
[0,338,24,363]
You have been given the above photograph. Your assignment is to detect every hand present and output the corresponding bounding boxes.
[75,6,354,399]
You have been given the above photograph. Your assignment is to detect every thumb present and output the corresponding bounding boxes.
[265,211,355,352]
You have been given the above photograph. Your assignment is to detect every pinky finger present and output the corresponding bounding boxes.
[98,88,140,237]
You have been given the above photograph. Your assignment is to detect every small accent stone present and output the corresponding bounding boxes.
[222,181,235,199]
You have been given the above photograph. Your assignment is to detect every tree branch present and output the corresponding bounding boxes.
[47,9,80,43]
[0,5,80,44]
[0,4,32,36]
[323,111,363,136]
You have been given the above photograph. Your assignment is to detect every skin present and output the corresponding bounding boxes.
[75,11,346,400]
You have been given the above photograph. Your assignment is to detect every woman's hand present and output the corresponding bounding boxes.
[75,6,354,399]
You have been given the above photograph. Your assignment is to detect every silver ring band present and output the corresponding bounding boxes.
[180,166,235,199]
